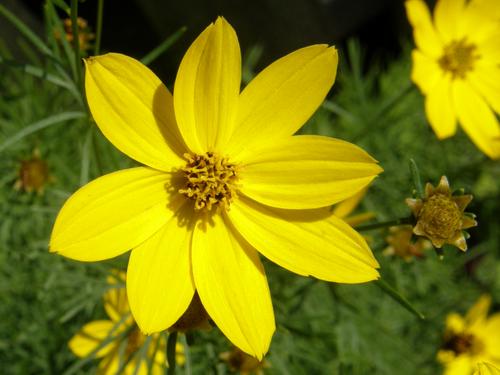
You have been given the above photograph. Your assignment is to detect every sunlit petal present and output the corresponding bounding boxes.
[406,0,443,57]
[68,320,117,359]
[424,74,457,139]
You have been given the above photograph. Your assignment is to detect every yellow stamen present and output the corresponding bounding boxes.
[179,152,238,212]
[438,38,479,79]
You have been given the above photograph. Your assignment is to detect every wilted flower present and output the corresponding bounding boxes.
[406,176,477,251]
[405,0,500,158]
[68,271,184,374]
[14,149,50,194]
[50,17,382,358]
[220,347,268,375]
[383,225,432,261]
[438,295,500,375]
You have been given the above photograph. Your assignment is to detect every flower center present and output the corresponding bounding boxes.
[125,328,144,357]
[438,39,479,79]
[418,194,462,240]
[178,152,238,212]
[442,332,482,356]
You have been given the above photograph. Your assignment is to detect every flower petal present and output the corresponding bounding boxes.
[453,79,500,159]
[50,167,173,261]
[127,202,195,334]
[227,45,338,158]
[103,283,130,323]
[85,53,185,171]
[424,74,457,139]
[411,50,441,94]
[469,64,500,114]
[332,187,369,219]
[238,135,382,209]
[192,213,275,359]
[228,197,380,283]
[405,0,443,57]
[173,17,241,153]
[434,0,465,42]
[68,320,117,358]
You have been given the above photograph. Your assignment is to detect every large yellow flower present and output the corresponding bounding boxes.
[68,272,184,374]
[406,0,500,158]
[50,17,382,358]
[438,295,500,375]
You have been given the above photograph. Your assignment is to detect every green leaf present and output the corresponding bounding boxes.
[375,279,425,320]
[0,111,86,153]
[141,26,187,66]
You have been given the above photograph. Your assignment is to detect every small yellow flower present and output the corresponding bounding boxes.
[474,362,500,375]
[62,17,94,53]
[438,295,500,375]
[405,0,500,158]
[220,347,268,375]
[383,225,432,261]
[406,176,477,251]
[50,17,383,358]
[68,271,185,374]
[14,149,50,194]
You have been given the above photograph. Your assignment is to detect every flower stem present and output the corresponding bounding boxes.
[409,158,424,198]
[94,0,104,55]
[355,217,412,232]
[166,331,178,375]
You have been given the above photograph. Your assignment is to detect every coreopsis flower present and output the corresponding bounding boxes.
[438,295,500,375]
[220,347,268,375]
[474,363,500,375]
[405,0,500,159]
[406,176,477,251]
[68,272,185,374]
[383,225,432,261]
[50,17,382,358]
[14,149,50,194]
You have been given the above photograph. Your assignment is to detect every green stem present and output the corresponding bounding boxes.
[166,331,178,375]
[94,0,104,55]
[180,334,192,375]
[375,279,425,320]
[70,0,82,90]
[355,217,412,232]
[409,158,424,198]
[372,81,414,123]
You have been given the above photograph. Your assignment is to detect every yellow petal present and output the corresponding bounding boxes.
[453,79,500,159]
[228,198,380,283]
[479,31,500,64]
[474,363,500,375]
[127,202,195,334]
[483,314,500,358]
[238,135,382,209]
[405,0,443,57]
[84,53,185,171]
[443,356,474,375]
[466,294,491,324]
[192,213,275,359]
[434,0,465,42]
[103,283,130,323]
[50,167,173,261]
[68,320,117,358]
[332,187,369,219]
[424,74,457,139]
[411,50,441,94]
[227,45,338,158]
[469,64,500,114]
[173,17,241,153]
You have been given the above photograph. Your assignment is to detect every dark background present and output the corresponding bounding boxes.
[4,0,413,83]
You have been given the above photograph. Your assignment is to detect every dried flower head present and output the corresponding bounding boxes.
[14,149,51,194]
[383,225,432,261]
[406,176,477,251]
[56,17,94,53]
[220,347,268,375]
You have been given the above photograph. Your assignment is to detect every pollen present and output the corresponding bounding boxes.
[179,152,238,212]
[438,38,479,79]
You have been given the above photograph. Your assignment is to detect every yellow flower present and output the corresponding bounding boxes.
[474,363,500,375]
[438,295,500,375]
[68,271,185,374]
[405,0,500,159]
[406,176,477,251]
[383,225,432,261]
[50,17,382,358]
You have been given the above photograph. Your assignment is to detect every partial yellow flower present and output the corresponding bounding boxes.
[68,271,185,374]
[406,176,477,251]
[383,225,432,261]
[474,363,500,375]
[438,295,500,375]
[405,0,500,158]
[332,187,375,227]
[50,17,383,358]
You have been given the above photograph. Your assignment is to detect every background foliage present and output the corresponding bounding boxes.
[1,1,499,374]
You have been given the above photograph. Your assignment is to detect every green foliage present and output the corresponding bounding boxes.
[1,3,499,375]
